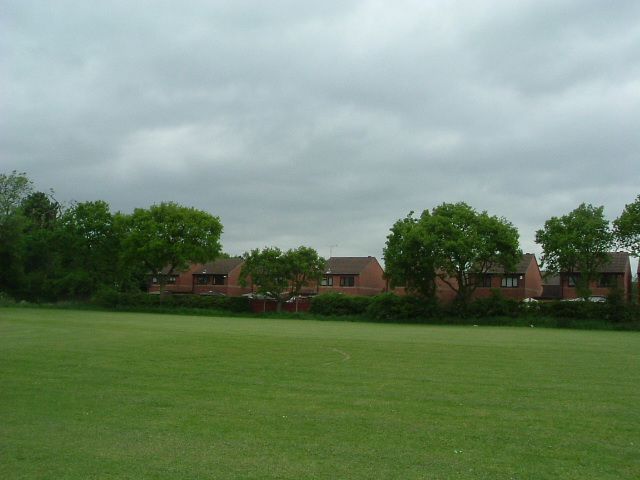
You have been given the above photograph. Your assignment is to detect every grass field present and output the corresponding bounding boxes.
[1,308,639,479]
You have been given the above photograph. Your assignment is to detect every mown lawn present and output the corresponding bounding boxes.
[1,308,639,479]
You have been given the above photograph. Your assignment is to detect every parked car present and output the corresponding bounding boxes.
[562,296,606,302]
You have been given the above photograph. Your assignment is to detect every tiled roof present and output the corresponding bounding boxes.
[486,253,536,275]
[325,257,378,275]
[595,252,629,273]
[542,252,630,275]
[197,258,244,275]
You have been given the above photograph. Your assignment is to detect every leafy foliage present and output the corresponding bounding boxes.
[614,194,640,257]
[0,170,33,221]
[56,201,123,297]
[0,172,226,301]
[240,246,325,310]
[385,203,521,303]
[286,246,326,297]
[309,292,371,316]
[536,203,613,298]
[93,289,250,313]
[428,203,521,302]
[383,212,437,298]
[121,202,223,293]
[240,247,290,303]
[365,293,440,322]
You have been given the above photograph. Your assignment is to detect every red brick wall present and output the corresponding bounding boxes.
[317,259,386,296]
[149,263,252,296]
[148,264,200,294]
[524,259,543,298]
[560,273,628,300]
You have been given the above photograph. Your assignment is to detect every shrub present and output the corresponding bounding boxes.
[92,290,250,313]
[365,293,440,323]
[0,291,16,306]
[466,290,522,318]
[310,293,371,316]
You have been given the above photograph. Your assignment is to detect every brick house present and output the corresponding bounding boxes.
[148,265,200,294]
[149,258,251,296]
[317,257,386,296]
[471,253,543,300]
[389,254,543,302]
[555,252,632,301]
[191,258,252,296]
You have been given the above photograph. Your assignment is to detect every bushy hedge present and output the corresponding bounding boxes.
[0,291,16,306]
[446,290,522,318]
[93,289,250,313]
[309,290,639,327]
[365,293,440,322]
[310,293,371,316]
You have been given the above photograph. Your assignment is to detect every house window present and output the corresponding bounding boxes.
[196,275,210,285]
[340,276,355,287]
[212,275,226,285]
[321,276,333,286]
[567,274,579,287]
[598,274,615,288]
[166,275,178,285]
[151,277,158,285]
[501,275,519,288]
[479,274,492,288]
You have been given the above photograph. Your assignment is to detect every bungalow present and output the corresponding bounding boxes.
[556,252,632,301]
[317,256,386,296]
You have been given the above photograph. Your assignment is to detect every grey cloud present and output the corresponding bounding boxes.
[2,0,639,265]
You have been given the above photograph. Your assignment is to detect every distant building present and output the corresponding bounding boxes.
[555,252,632,301]
[149,258,251,296]
[471,253,543,300]
[316,257,387,296]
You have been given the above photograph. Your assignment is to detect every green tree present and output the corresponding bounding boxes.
[18,192,64,301]
[383,212,437,298]
[286,246,325,311]
[0,172,33,295]
[0,171,33,221]
[614,194,640,257]
[536,203,613,298]
[121,202,223,294]
[21,191,61,229]
[428,202,521,303]
[56,200,122,298]
[0,213,26,296]
[239,246,325,311]
[240,247,291,310]
[385,203,521,303]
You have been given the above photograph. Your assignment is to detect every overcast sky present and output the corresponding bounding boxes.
[2,0,639,265]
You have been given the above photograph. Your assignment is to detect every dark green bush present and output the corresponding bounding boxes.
[310,293,371,316]
[536,299,639,323]
[465,290,522,318]
[0,291,16,306]
[365,293,440,322]
[92,289,250,313]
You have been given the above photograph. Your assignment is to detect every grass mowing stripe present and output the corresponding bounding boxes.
[1,308,639,479]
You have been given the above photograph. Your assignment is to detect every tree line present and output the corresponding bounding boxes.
[0,171,223,301]
[384,200,640,302]
[1,170,639,304]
